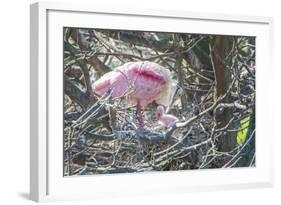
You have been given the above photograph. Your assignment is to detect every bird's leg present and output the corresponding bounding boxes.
[136,101,144,127]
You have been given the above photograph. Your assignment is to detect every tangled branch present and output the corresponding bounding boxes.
[63,28,256,176]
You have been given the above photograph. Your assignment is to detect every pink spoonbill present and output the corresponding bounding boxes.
[92,61,181,127]
[156,105,179,127]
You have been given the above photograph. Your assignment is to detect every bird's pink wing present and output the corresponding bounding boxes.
[110,72,130,98]
[125,63,169,106]
[93,71,128,98]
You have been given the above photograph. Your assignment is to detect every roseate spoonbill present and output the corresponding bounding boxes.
[156,105,179,127]
[92,61,181,127]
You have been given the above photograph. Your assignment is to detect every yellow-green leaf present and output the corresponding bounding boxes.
[236,116,251,145]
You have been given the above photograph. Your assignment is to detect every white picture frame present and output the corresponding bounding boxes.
[30,2,274,202]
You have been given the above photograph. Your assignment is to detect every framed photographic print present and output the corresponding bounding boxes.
[30,2,274,202]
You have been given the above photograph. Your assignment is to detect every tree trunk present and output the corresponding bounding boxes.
[175,53,188,110]
[209,36,236,152]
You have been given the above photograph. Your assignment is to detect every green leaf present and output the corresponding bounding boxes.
[236,115,251,145]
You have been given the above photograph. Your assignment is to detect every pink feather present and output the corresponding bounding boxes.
[92,61,178,127]
[92,61,173,107]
